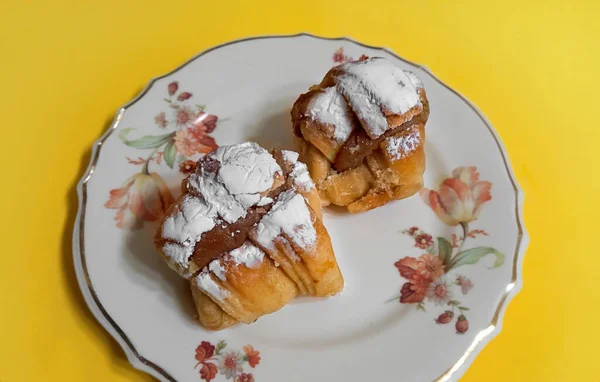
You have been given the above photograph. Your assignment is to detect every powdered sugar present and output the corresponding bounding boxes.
[162,242,195,276]
[160,143,318,278]
[336,58,422,139]
[162,143,282,275]
[195,271,229,301]
[200,243,264,284]
[385,128,421,161]
[257,196,273,206]
[290,161,315,190]
[187,170,245,224]
[208,259,227,281]
[281,150,315,190]
[213,142,282,195]
[306,86,355,142]
[162,195,217,244]
[254,190,316,250]
[228,242,265,268]
[282,150,299,163]
[404,70,424,90]
[187,142,282,224]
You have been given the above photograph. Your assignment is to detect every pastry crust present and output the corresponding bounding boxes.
[291,57,429,213]
[191,242,298,326]
[155,143,344,330]
[249,199,343,297]
[190,283,239,330]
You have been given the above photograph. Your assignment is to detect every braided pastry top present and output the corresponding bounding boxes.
[291,57,430,213]
[155,142,316,279]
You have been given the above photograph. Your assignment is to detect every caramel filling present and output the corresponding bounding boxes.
[187,148,294,271]
[292,83,429,173]
[334,98,429,171]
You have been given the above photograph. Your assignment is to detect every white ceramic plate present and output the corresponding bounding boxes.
[73,34,527,382]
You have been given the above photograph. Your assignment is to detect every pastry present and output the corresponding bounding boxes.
[155,142,344,330]
[291,57,429,213]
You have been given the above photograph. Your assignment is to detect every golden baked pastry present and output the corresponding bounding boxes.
[155,142,343,330]
[291,57,429,213]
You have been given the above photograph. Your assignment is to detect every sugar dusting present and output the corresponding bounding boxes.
[404,70,424,90]
[208,259,227,281]
[290,161,314,190]
[336,58,422,139]
[254,189,317,250]
[187,142,282,224]
[160,143,319,279]
[162,243,195,277]
[385,127,421,160]
[162,195,217,244]
[161,142,281,276]
[257,196,273,206]
[282,150,299,163]
[228,242,265,268]
[200,243,264,285]
[306,87,355,142]
[195,271,230,301]
[213,142,282,195]
[282,150,315,191]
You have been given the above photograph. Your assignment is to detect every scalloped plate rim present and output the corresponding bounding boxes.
[72,32,528,382]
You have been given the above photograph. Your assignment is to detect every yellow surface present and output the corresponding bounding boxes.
[1,0,598,381]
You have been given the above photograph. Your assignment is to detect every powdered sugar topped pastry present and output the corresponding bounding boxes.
[383,126,421,161]
[335,58,423,139]
[306,86,356,143]
[154,142,344,330]
[291,56,429,213]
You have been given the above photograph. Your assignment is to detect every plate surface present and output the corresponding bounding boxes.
[73,34,527,382]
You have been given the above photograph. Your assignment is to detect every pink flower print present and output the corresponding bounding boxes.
[333,47,346,63]
[154,112,168,128]
[456,275,473,295]
[456,315,469,334]
[218,351,243,380]
[174,105,196,128]
[243,345,260,368]
[177,91,193,101]
[190,115,219,153]
[168,81,178,96]
[435,311,454,324]
[236,373,254,382]
[416,254,445,281]
[174,128,201,156]
[193,112,218,133]
[426,277,454,306]
[104,172,174,229]
[420,166,492,226]
[414,233,433,249]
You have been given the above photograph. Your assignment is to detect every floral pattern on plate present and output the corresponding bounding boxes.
[74,35,526,382]
[104,81,220,229]
[391,166,504,334]
[332,47,368,63]
[194,341,260,382]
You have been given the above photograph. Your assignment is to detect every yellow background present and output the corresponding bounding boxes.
[2,0,598,381]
